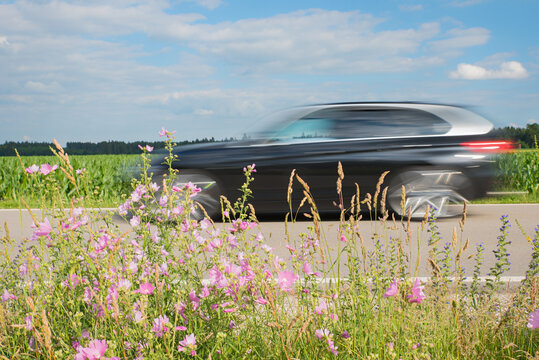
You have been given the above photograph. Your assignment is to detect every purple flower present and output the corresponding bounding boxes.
[178,333,197,356]
[24,315,33,331]
[1,289,17,302]
[384,279,399,298]
[407,278,426,304]
[130,216,140,228]
[528,308,539,329]
[315,328,330,339]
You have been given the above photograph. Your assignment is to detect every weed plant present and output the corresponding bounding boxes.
[0,130,537,359]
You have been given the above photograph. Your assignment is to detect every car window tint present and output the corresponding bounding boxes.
[305,108,451,138]
[270,118,334,142]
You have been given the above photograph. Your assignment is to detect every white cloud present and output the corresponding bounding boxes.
[430,27,489,52]
[449,0,484,7]
[450,61,529,80]
[194,108,214,116]
[24,80,63,93]
[188,0,222,10]
[399,4,423,11]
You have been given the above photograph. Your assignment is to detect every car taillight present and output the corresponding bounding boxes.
[460,140,516,152]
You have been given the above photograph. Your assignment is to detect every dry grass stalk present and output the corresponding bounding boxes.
[220,196,236,218]
[287,169,296,205]
[380,186,388,219]
[40,309,53,359]
[248,203,258,223]
[428,258,442,279]
[373,171,389,210]
[295,174,310,193]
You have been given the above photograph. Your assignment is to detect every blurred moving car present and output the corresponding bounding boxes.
[150,103,514,219]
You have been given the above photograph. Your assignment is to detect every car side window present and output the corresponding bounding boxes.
[305,107,451,139]
[270,118,334,142]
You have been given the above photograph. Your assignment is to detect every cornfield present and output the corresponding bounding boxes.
[0,154,139,206]
[496,149,539,194]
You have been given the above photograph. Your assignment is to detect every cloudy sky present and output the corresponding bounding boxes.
[0,0,537,143]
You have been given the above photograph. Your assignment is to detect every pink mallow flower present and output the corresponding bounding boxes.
[134,282,154,295]
[25,164,39,174]
[1,289,17,302]
[151,315,170,337]
[383,279,399,298]
[79,339,107,360]
[159,127,176,137]
[39,163,58,175]
[407,278,426,304]
[278,270,298,293]
[528,308,539,329]
[178,333,197,356]
[32,218,52,240]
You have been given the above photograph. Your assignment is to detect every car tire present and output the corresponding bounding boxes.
[160,170,222,221]
[387,169,470,219]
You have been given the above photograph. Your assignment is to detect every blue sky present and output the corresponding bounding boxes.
[0,0,537,143]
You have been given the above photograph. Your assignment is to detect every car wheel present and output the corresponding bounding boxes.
[387,169,470,219]
[163,171,222,220]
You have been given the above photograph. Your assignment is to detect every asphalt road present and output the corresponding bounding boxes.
[1,204,537,280]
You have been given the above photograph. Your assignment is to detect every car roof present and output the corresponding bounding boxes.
[284,102,494,136]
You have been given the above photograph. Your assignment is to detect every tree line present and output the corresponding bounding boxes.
[0,137,235,156]
[1,124,537,156]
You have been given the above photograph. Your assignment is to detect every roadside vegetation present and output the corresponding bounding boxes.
[1,145,538,208]
[0,130,537,359]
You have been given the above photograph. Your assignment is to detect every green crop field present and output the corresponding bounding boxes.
[0,149,538,208]
[0,154,139,208]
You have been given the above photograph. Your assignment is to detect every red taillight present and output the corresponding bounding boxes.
[460,141,516,152]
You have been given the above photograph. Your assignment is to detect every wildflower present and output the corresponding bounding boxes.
[24,315,33,331]
[384,279,399,298]
[159,127,176,137]
[314,300,327,315]
[255,297,268,305]
[39,163,58,175]
[315,328,330,339]
[151,315,170,337]
[32,218,52,239]
[76,168,86,175]
[178,333,197,356]
[1,288,17,302]
[528,308,539,329]
[407,278,426,304]
[80,339,108,360]
[135,282,155,295]
[341,330,350,339]
[130,216,140,228]
[278,270,298,293]
[25,164,39,174]
[340,234,347,242]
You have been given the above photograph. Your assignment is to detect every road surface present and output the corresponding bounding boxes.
[1,204,537,279]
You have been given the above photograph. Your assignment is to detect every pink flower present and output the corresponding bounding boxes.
[159,127,176,137]
[39,163,58,175]
[407,278,426,304]
[178,333,197,356]
[32,218,52,239]
[315,328,330,339]
[278,270,298,293]
[255,297,268,305]
[24,315,33,331]
[528,308,539,329]
[76,168,86,175]
[25,164,39,174]
[384,279,399,298]
[1,289,17,302]
[314,300,327,315]
[130,216,140,227]
[134,282,154,295]
[81,339,107,360]
[151,315,170,337]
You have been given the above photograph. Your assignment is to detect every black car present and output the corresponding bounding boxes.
[150,103,513,219]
